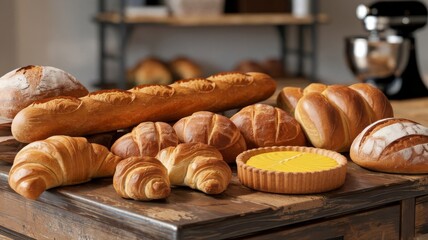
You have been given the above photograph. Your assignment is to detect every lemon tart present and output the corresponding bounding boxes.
[236,146,347,194]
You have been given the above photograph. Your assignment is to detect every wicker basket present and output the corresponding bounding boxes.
[166,0,225,17]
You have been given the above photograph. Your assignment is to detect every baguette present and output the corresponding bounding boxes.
[12,72,276,143]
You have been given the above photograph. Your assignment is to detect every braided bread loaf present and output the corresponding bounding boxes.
[277,83,393,152]
[12,72,276,143]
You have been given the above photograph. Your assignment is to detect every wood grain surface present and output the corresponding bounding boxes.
[1,159,428,239]
[0,83,427,239]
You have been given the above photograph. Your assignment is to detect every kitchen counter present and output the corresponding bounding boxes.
[0,89,427,239]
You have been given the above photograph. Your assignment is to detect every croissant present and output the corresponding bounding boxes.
[9,135,122,200]
[173,111,246,163]
[113,156,170,201]
[111,122,179,158]
[277,83,394,152]
[156,143,232,194]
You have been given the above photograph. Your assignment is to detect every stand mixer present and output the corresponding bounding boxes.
[345,1,428,99]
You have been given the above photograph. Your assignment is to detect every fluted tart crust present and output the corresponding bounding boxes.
[236,146,347,194]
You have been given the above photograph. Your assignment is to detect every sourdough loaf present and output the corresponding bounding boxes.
[350,118,428,174]
[12,72,276,143]
[0,65,88,119]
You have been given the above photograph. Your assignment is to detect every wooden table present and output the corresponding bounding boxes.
[0,92,427,239]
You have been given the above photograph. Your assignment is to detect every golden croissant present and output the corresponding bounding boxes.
[156,142,232,194]
[9,135,122,200]
[113,156,171,201]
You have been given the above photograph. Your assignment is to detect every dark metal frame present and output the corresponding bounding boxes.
[96,0,320,89]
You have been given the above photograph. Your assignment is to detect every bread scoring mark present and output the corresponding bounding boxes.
[16,65,37,73]
[381,135,428,163]
[174,78,215,92]
[131,84,175,97]
[207,72,252,86]
[88,89,135,105]
[360,118,404,148]
[32,96,82,113]
[387,143,428,165]
[361,121,428,159]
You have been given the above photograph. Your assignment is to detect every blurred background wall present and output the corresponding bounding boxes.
[1,0,428,89]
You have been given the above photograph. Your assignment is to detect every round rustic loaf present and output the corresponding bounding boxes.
[0,65,88,120]
[350,118,428,174]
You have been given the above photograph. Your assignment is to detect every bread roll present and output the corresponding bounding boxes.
[350,118,428,174]
[277,83,393,152]
[0,65,88,119]
[173,111,246,163]
[234,60,265,73]
[9,135,122,200]
[12,72,276,143]
[111,122,179,158]
[230,104,306,149]
[261,58,286,78]
[130,57,172,86]
[113,156,170,201]
[170,57,202,80]
[156,143,232,194]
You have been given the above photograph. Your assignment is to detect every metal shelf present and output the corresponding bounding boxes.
[94,0,325,89]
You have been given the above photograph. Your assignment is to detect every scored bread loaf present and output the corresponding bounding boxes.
[230,104,306,149]
[12,72,276,143]
[111,122,179,159]
[0,65,88,120]
[277,83,393,152]
[350,118,428,174]
[173,111,247,163]
[9,135,122,200]
[156,143,232,194]
[113,156,171,201]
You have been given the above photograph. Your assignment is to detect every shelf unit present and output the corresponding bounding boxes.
[94,0,327,89]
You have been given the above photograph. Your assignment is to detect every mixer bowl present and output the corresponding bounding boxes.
[345,36,410,81]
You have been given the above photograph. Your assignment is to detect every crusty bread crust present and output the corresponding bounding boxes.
[0,65,88,119]
[12,72,276,143]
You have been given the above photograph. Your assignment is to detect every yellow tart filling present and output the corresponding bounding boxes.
[246,151,338,173]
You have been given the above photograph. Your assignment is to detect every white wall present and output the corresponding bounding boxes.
[0,0,16,75]
[2,0,428,89]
